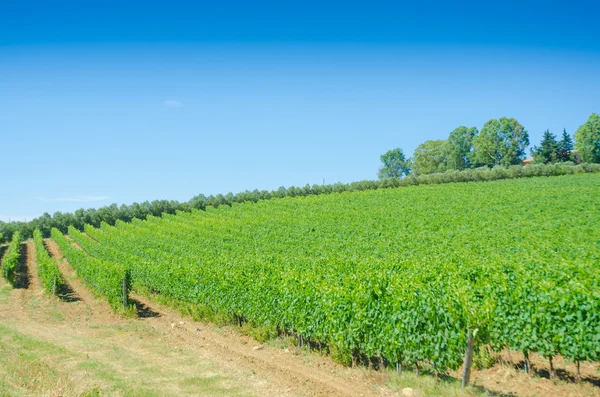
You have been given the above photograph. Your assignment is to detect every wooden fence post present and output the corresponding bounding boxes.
[122,275,128,309]
[524,351,531,375]
[462,329,475,388]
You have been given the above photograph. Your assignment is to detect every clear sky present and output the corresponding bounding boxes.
[1,0,599,221]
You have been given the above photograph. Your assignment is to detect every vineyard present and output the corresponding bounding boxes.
[55,174,600,380]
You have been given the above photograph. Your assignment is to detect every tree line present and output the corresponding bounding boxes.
[379,113,600,177]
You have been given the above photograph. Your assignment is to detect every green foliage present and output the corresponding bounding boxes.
[531,129,576,164]
[411,140,450,175]
[1,232,21,286]
[51,227,129,311]
[531,130,559,164]
[74,174,600,372]
[378,148,411,178]
[330,345,353,367]
[447,126,478,170]
[240,321,278,343]
[472,119,502,166]
[472,117,529,167]
[557,129,574,162]
[575,113,600,163]
[33,229,63,295]
[473,345,495,370]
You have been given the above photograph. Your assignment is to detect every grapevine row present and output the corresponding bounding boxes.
[1,231,21,285]
[33,229,63,294]
[51,228,130,311]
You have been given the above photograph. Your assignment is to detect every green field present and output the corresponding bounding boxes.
[59,174,600,373]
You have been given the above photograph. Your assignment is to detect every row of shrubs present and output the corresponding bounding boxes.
[192,162,600,208]
[2,162,598,243]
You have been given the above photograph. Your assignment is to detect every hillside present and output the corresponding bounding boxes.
[2,173,599,396]
[70,175,599,374]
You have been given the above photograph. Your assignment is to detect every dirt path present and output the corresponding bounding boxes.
[45,238,104,309]
[8,241,42,311]
[130,292,387,397]
[23,241,41,292]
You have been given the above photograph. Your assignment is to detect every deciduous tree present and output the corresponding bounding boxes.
[575,113,600,163]
[378,148,411,179]
[411,140,450,175]
[447,126,478,170]
[472,117,529,167]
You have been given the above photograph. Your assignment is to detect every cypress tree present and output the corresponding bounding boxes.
[557,129,574,162]
[531,130,558,164]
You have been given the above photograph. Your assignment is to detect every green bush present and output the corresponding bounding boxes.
[474,345,495,370]
[330,345,353,367]
[240,321,278,343]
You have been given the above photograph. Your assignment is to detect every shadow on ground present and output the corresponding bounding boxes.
[56,279,82,303]
[532,366,600,388]
[131,298,160,318]
[13,244,29,289]
[428,370,512,397]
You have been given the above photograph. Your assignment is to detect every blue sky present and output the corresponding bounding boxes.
[1,1,599,221]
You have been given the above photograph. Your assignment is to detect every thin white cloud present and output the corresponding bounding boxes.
[164,99,183,108]
[38,196,110,203]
